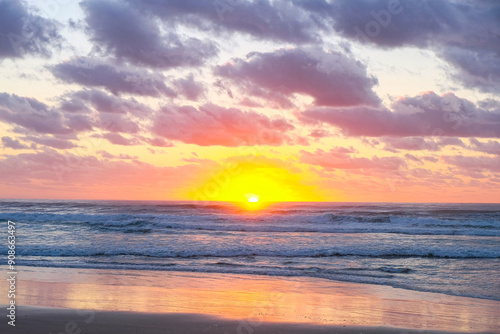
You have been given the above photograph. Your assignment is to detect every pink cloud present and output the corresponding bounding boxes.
[152,103,295,146]
[301,92,500,138]
[0,149,207,200]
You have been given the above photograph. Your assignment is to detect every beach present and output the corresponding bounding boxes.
[1,266,499,333]
[1,200,500,333]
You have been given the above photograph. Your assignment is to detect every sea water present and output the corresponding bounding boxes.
[1,200,499,300]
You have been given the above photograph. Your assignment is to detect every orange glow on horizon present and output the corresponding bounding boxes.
[186,158,325,208]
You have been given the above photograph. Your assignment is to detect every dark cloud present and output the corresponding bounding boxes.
[61,90,149,136]
[422,156,438,163]
[81,0,217,68]
[443,46,500,93]
[24,135,78,150]
[215,47,379,108]
[0,0,62,58]
[125,0,324,43]
[51,58,176,97]
[443,155,500,173]
[1,136,29,149]
[152,103,295,146]
[301,92,500,138]
[324,0,456,47]
[404,153,422,164]
[0,93,74,135]
[468,138,500,155]
[173,74,204,101]
[311,0,500,92]
[66,90,153,116]
[97,113,140,134]
[382,136,464,152]
[94,133,140,146]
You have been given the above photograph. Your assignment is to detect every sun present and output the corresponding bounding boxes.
[245,194,259,203]
[186,157,325,211]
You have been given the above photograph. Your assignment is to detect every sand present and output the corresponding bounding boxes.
[1,266,499,333]
[2,306,490,334]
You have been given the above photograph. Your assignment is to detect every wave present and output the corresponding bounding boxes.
[13,244,500,259]
[2,212,499,236]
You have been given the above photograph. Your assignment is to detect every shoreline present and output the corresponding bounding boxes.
[1,266,499,333]
[11,262,500,302]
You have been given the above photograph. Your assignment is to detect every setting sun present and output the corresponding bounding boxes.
[247,195,259,203]
[187,157,325,206]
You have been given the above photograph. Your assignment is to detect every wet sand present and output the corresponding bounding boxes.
[1,266,499,333]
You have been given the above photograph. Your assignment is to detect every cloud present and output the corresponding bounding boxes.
[125,0,324,43]
[404,153,422,164]
[97,150,138,159]
[422,156,438,163]
[300,148,406,170]
[152,103,295,146]
[314,0,500,92]
[0,149,206,200]
[95,112,140,135]
[468,138,500,155]
[0,93,75,135]
[81,0,217,68]
[443,155,500,174]
[65,89,153,116]
[173,74,205,101]
[0,0,62,59]
[51,58,177,97]
[94,133,140,146]
[143,137,173,148]
[215,47,379,107]
[301,92,500,138]
[309,129,330,138]
[325,0,455,48]
[382,136,464,152]
[60,90,153,136]
[24,135,78,150]
[443,46,500,93]
[1,136,29,149]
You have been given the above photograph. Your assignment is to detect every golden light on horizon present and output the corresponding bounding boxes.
[187,158,324,207]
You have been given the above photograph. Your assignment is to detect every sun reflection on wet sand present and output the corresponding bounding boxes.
[2,266,499,332]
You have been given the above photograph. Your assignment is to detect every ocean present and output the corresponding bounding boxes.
[1,200,499,301]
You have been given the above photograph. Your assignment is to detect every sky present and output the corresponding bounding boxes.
[0,0,499,203]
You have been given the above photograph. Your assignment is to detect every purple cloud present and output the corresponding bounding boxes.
[0,93,74,135]
[215,47,379,108]
[124,0,324,43]
[81,0,217,68]
[0,0,62,59]
[51,58,177,97]
[301,92,500,138]
[1,136,29,149]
